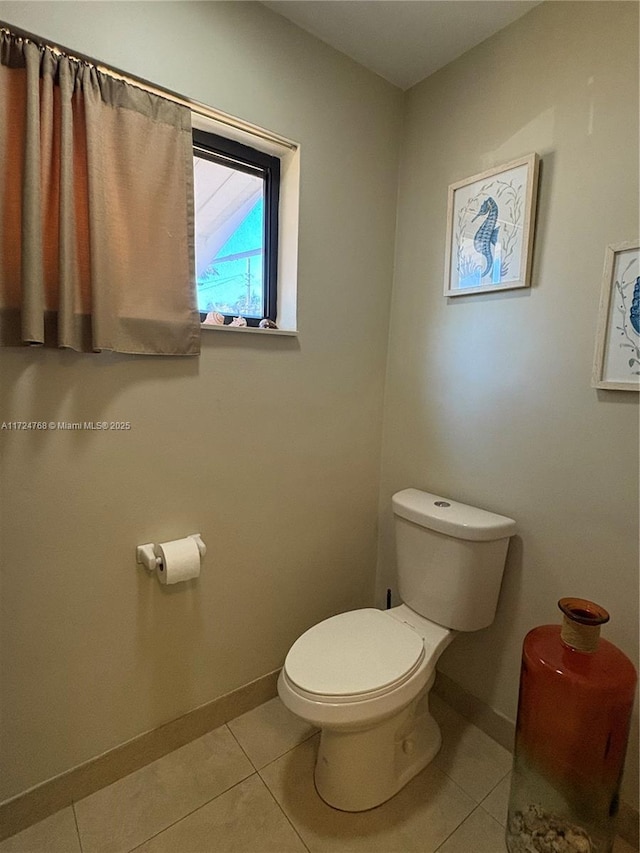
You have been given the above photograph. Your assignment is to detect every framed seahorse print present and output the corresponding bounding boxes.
[443,153,539,297]
[592,241,640,391]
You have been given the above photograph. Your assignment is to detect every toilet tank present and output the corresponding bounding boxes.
[392,489,516,632]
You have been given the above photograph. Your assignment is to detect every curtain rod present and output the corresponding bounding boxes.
[0,22,297,151]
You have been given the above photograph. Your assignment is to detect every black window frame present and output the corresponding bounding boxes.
[193,128,280,326]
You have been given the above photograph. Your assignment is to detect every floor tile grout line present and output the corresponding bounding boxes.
[433,803,502,853]
[125,770,259,853]
[69,718,318,853]
[256,771,312,853]
[431,722,513,806]
[71,801,84,853]
[226,723,260,772]
[224,718,318,770]
[477,766,511,824]
[433,802,479,853]
[434,756,507,809]
[71,723,255,853]
[226,715,319,773]
[479,803,507,828]
[427,762,484,850]
[480,767,511,797]
[252,728,319,773]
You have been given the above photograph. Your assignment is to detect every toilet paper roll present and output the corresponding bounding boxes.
[156,537,201,585]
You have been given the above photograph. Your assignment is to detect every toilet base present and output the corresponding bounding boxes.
[313,684,441,812]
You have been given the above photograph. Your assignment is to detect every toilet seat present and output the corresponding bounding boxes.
[284,608,425,701]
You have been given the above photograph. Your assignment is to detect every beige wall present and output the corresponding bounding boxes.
[1,0,638,813]
[376,1,639,804]
[0,1,401,801]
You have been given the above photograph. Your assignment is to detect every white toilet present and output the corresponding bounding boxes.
[278,488,516,812]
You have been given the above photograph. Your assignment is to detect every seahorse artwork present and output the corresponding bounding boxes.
[630,276,640,334]
[472,197,500,278]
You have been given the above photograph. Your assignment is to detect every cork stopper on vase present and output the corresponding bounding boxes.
[558,597,609,653]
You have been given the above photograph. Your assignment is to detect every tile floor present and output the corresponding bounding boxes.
[1,695,636,853]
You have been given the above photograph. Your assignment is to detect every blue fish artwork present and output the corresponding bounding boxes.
[630,276,640,334]
[472,197,500,278]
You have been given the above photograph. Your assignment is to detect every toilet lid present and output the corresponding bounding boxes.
[284,608,425,698]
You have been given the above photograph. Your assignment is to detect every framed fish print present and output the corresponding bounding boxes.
[443,153,539,297]
[592,241,640,391]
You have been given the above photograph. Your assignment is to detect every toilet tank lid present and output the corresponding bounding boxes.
[392,489,516,542]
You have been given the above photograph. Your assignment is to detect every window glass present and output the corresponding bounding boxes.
[193,130,279,326]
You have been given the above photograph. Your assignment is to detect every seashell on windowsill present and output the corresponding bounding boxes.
[203,311,225,325]
[259,319,278,329]
[229,316,247,326]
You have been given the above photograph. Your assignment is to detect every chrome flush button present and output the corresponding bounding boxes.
[434,501,450,508]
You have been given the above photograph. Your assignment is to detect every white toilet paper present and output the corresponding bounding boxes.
[156,537,201,584]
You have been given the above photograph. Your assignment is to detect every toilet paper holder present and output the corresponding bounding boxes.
[136,534,206,573]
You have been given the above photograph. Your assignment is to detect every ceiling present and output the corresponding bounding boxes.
[261,1,541,90]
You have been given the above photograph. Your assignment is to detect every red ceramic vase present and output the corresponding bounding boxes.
[506,598,637,853]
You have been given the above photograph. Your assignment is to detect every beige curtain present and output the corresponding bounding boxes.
[0,30,200,354]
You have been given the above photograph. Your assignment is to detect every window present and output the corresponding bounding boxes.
[193,129,280,327]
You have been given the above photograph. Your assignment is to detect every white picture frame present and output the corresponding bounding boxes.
[592,240,640,391]
[444,153,539,297]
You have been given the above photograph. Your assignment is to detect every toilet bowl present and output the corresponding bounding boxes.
[278,489,516,812]
[278,604,454,811]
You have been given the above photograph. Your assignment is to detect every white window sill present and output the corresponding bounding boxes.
[200,323,298,337]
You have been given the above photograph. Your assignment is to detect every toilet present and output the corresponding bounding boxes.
[278,488,516,812]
